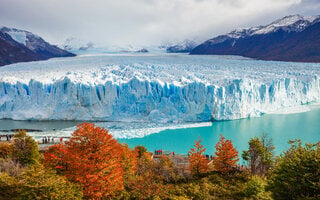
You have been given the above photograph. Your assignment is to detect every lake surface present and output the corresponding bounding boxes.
[119,106,320,158]
[1,106,320,160]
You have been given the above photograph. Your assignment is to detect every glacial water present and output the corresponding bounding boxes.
[119,106,320,158]
[1,106,319,159]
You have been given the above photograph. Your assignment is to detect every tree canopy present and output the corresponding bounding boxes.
[268,140,320,199]
[44,123,137,199]
[242,134,274,176]
[213,134,239,173]
[188,137,209,176]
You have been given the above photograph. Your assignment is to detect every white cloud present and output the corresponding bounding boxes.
[0,0,313,46]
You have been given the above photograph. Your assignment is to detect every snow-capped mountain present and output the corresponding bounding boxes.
[166,40,198,53]
[0,27,75,66]
[61,37,95,52]
[208,15,318,44]
[60,38,154,54]
[191,15,320,62]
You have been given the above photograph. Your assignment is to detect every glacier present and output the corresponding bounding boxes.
[0,54,320,122]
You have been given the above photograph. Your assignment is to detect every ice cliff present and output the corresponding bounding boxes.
[0,54,319,122]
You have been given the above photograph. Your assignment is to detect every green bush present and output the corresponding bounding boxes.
[0,164,83,200]
[18,164,83,200]
[268,140,320,200]
[244,176,272,200]
[0,172,20,200]
[169,171,249,200]
[11,130,40,166]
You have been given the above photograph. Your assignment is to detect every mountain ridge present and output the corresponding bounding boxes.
[190,14,320,62]
[0,27,75,67]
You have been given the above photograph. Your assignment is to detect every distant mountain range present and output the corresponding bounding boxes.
[166,40,198,53]
[191,15,320,62]
[61,37,95,52]
[0,27,75,67]
[2,14,319,65]
[60,38,156,54]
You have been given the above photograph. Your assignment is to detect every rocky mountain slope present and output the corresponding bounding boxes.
[0,27,75,66]
[191,15,320,62]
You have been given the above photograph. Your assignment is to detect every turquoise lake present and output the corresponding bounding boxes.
[119,107,320,159]
[1,106,320,161]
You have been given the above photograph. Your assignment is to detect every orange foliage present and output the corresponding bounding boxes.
[128,152,169,199]
[129,171,169,199]
[43,143,67,174]
[0,142,12,159]
[213,134,239,173]
[44,123,138,199]
[121,144,138,181]
[188,137,209,175]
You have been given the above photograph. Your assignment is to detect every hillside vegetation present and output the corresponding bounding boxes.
[0,123,319,199]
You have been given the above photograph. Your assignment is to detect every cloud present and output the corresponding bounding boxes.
[289,0,320,15]
[0,0,316,46]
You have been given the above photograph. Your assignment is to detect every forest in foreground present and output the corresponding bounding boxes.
[0,123,319,200]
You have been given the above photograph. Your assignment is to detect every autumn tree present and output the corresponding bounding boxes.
[0,142,12,159]
[43,143,67,175]
[44,123,127,199]
[121,144,138,183]
[11,130,40,166]
[127,150,170,199]
[189,137,209,176]
[134,145,147,158]
[242,134,274,176]
[154,155,181,183]
[213,134,239,173]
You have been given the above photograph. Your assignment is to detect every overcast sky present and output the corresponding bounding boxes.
[0,0,319,46]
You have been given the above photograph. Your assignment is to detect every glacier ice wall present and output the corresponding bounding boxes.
[1,54,320,122]
[1,75,319,122]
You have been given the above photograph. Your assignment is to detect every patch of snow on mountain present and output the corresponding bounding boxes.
[1,27,42,46]
[253,15,310,35]
[6,30,27,45]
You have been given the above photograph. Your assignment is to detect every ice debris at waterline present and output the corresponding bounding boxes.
[22,122,213,140]
[0,54,320,122]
